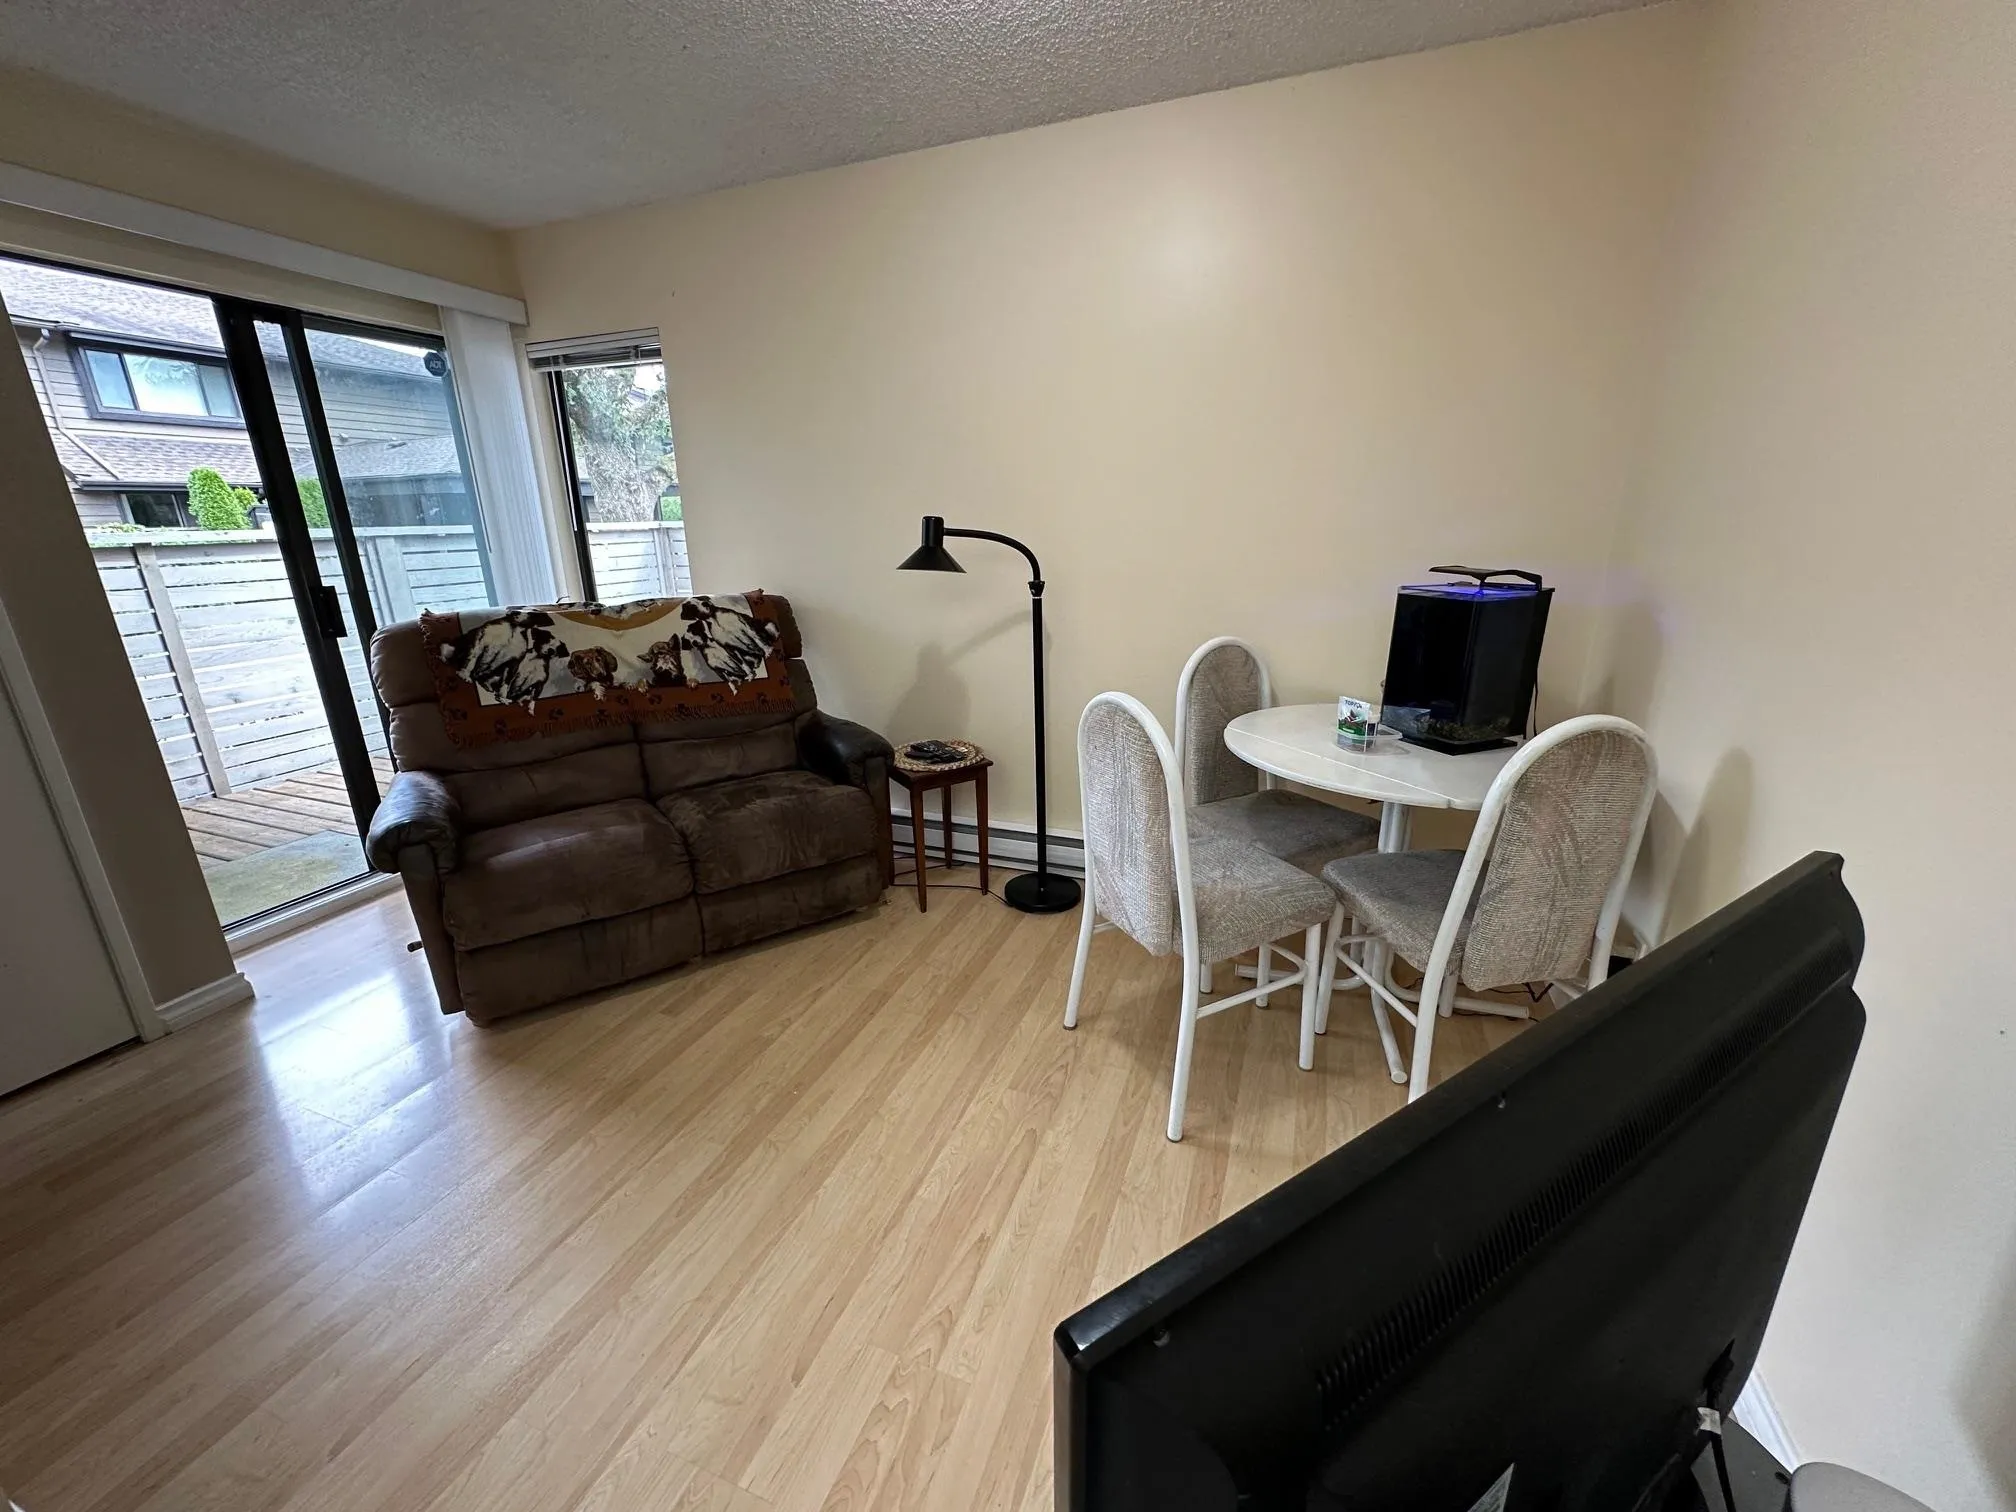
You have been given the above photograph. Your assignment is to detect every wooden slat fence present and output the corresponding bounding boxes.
[90,522,692,801]
[588,521,692,601]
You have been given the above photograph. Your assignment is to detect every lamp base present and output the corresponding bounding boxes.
[1003,871,1082,915]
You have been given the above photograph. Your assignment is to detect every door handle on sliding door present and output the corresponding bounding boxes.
[312,584,348,640]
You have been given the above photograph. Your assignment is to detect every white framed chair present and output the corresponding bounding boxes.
[1313,715,1658,1103]
[1175,637,1378,1002]
[1063,692,1336,1142]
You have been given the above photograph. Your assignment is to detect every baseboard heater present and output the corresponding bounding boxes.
[888,804,1086,879]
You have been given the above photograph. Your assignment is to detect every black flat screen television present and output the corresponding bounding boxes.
[1055,852,1864,1512]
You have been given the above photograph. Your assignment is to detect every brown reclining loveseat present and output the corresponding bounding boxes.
[363,595,892,1023]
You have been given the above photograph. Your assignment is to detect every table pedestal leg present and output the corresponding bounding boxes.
[1241,801,1418,993]
[1377,800,1413,853]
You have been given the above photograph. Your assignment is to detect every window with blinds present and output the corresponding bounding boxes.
[525,329,663,372]
[533,328,689,601]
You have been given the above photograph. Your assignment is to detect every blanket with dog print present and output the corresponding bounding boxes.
[418,592,792,746]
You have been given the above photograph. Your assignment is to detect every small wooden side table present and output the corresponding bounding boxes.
[890,757,991,913]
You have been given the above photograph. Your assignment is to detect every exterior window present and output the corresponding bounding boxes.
[122,490,194,527]
[545,356,691,601]
[80,345,240,422]
[84,349,134,408]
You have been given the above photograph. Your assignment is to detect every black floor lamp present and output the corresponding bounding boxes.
[897,515,1081,915]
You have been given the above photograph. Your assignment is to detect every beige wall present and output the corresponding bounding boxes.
[0,65,519,298]
[512,4,1704,837]
[0,283,233,1006]
[0,201,446,333]
[1591,0,2016,1504]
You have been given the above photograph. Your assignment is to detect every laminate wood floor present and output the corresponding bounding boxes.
[0,876,1532,1512]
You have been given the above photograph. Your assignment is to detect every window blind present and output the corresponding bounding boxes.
[524,329,662,371]
[442,307,561,606]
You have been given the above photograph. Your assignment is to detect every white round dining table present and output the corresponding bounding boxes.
[1222,702,1518,853]
[1223,702,1529,1023]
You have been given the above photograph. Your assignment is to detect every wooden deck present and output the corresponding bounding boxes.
[181,756,394,865]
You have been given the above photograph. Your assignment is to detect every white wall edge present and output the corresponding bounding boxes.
[158,970,256,1032]
[0,588,164,1040]
[226,871,400,953]
[0,162,528,324]
[1735,1371,1801,1469]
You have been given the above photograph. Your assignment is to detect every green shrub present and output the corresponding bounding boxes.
[658,493,683,523]
[187,468,251,530]
[297,478,329,527]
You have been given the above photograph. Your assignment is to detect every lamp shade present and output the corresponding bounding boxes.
[897,515,965,573]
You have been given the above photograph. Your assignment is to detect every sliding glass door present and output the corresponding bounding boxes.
[212,301,388,843]
[1,251,491,928]
[209,299,498,921]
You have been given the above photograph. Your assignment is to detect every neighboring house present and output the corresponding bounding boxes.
[2,258,470,528]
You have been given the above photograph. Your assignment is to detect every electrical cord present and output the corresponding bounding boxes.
[1711,1430,1739,1512]
[1696,1408,1740,1512]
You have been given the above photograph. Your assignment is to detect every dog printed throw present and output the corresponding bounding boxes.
[419,593,792,745]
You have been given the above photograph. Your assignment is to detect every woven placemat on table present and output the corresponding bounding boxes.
[893,738,987,774]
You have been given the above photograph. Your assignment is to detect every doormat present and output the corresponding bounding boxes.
[203,829,366,926]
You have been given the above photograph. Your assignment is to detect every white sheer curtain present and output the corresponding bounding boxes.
[439,307,560,606]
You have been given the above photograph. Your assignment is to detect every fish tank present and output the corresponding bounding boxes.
[1379,567,1552,753]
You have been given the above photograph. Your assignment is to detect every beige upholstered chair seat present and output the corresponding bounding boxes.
[1321,849,1474,981]
[1189,830,1336,965]
[1192,789,1378,876]
[1312,716,1658,1102]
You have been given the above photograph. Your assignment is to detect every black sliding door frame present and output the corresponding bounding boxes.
[213,297,382,832]
[545,368,601,601]
[280,315,399,750]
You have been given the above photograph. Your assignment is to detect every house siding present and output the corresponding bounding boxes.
[14,320,459,526]
[287,363,449,444]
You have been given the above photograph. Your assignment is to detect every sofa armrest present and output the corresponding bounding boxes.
[800,712,896,887]
[798,712,895,791]
[366,769,462,874]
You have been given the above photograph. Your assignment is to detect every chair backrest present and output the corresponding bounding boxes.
[1077,692,1194,958]
[1174,637,1269,807]
[1434,716,1658,992]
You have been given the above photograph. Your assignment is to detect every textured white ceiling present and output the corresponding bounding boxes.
[0,0,1663,229]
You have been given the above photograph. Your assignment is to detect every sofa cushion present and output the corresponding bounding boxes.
[696,855,884,953]
[636,659,818,796]
[444,741,647,830]
[641,720,799,797]
[657,770,878,894]
[454,897,703,1024]
[441,798,693,949]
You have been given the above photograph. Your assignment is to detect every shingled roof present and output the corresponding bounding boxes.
[0,258,439,376]
[62,431,458,490]
[63,432,263,488]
